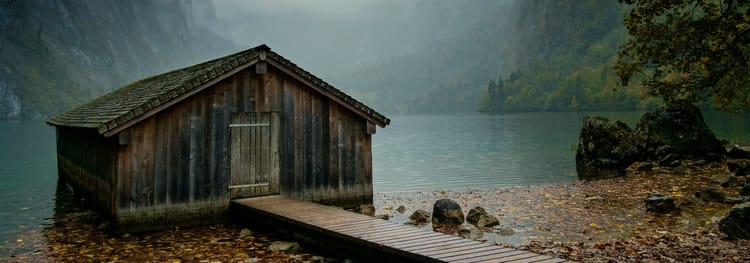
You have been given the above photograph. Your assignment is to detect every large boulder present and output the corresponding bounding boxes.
[432,199,464,226]
[635,100,725,161]
[719,202,750,239]
[576,116,641,180]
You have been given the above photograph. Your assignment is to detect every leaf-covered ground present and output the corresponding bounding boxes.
[374,161,750,262]
[3,161,749,262]
[2,210,336,262]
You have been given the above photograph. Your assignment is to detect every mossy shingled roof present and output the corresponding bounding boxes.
[48,44,390,136]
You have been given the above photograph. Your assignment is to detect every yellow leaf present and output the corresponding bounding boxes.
[590,223,598,227]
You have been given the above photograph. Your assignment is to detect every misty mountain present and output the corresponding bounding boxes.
[331,0,631,114]
[0,0,235,119]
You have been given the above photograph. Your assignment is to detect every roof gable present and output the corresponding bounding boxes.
[48,45,390,136]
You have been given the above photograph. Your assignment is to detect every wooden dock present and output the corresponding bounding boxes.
[230,195,566,263]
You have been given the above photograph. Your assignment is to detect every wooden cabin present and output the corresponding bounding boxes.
[47,44,390,233]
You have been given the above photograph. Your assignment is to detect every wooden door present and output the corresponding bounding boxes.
[229,112,280,199]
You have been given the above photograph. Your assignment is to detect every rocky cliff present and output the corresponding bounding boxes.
[0,0,235,119]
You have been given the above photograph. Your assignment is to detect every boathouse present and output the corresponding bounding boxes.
[47,44,390,232]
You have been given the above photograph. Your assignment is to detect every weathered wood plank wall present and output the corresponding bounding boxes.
[56,127,117,217]
[59,63,373,232]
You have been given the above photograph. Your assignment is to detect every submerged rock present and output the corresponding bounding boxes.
[458,224,483,240]
[432,199,464,226]
[375,214,390,220]
[408,209,430,224]
[396,205,406,214]
[645,193,677,213]
[268,241,301,252]
[719,202,750,240]
[576,116,641,180]
[358,204,375,216]
[239,228,253,238]
[493,225,516,236]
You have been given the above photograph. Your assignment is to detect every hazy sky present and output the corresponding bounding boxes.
[208,0,419,78]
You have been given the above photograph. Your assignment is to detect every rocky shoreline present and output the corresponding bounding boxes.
[373,161,750,262]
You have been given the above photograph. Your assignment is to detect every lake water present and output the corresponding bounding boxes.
[2,111,750,252]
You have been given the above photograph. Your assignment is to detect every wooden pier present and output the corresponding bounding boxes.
[230,196,566,263]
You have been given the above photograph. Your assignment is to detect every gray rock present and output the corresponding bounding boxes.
[477,215,500,229]
[694,159,708,166]
[742,183,750,196]
[358,204,375,216]
[645,193,677,213]
[635,100,726,161]
[375,214,390,220]
[310,256,326,263]
[396,205,406,214]
[466,207,488,225]
[696,188,726,203]
[458,224,483,240]
[239,228,253,238]
[712,173,739,187]
[728,159,750,176]
[719,202,750,239]
[575,116,641,180]
[432,199,464,226]
[659,153,681,167]
[96,222,109,231]
[726,197,747,204]
[728,146,750,159]
[493,225,516,236]
[268,241,301,252]
[633,162,654,172]
[409,209,430,224]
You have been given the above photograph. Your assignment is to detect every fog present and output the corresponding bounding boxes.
[207,0,420,78]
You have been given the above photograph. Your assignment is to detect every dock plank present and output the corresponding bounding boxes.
[230,195,566,263]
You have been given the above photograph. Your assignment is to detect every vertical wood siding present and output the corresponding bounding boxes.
[60,64,374,233]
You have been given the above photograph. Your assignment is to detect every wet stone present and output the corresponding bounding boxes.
[408,209,430,224]
[432,198,464,226]
[458,224,483,240]
[719,202,750,240]
[645,193,677,213]
[268,241,301,252]
[696,188,726,203]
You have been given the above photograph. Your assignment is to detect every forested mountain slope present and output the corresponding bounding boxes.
[333,0,646,114]
[0,0,234,119]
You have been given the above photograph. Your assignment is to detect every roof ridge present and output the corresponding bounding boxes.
[48,44,389,135]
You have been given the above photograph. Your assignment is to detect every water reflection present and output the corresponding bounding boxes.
[373,111,750,193]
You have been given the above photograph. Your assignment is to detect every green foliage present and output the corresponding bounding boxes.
[614,0,750,110]
[478,0,664,113]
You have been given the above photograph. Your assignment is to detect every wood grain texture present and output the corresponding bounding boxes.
[231,196,564,263]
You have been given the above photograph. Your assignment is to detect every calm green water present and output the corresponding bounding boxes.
[1,111,750,251]
[372,111,750,192]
